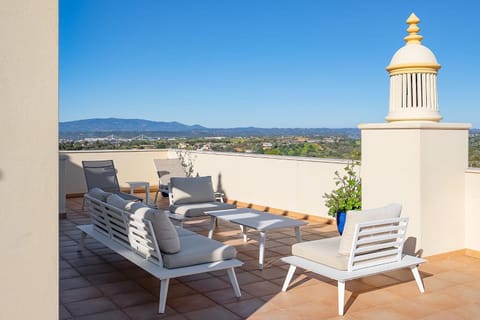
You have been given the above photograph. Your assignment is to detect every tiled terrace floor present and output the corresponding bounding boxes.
[60,195,480,319]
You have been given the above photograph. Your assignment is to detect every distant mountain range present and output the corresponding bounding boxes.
[59,117,359,139]
[59,118,206,132]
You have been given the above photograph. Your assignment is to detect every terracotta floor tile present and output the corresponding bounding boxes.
[252,266,288,280]
[60,267,81,279]
[349,307,411,320]
[98,279,144,296]
[60,276,92,291]
[75,309,130,320]
[60,198,480,319]
[86,271,129,285]
[110,290,156,308]
[167,293,218,313]
[123,302,182,319]
[76,263,116,276]
[61,286,103,304]
[224,297,265,318]
[384,299,448,319]
[59,304,72,320]
[242,280,281,297]
[416,291,466,311]
[185,276,232,292]
[64,297,117,317]
[184,305,241,320]
[165,283,198,299]
[441,283,480,304]
[66,256,106,268]
[431,270,477,284]
[205,287,252,304]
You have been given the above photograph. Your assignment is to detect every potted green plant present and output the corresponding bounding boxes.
[323,158,362,235]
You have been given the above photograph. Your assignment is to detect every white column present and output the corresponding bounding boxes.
[359,122,470,256]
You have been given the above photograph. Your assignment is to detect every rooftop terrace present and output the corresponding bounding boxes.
[60,194,480,319]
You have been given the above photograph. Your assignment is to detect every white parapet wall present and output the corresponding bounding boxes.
[190,151,350,217]
[61,149,170,195]
[61,149,350,218]
[465,168,480,252]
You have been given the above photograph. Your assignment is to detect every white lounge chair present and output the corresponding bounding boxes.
[82,160,142,202]
[168,176,236,226]
[152,159,186,204]
[281,204,426,316]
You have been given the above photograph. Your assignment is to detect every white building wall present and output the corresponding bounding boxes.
[465,169,480,252]
[0,1,58,318]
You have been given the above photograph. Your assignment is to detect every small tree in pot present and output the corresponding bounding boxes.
[323,158,362,235]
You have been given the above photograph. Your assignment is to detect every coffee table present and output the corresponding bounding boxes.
[206,208,308,269]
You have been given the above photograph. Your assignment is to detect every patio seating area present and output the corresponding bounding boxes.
[60,194,480,319]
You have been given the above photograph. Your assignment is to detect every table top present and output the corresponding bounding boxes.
[205,208,307,231]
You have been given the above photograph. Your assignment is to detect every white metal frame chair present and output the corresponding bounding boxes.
[152,159,186,205]
[281,217,426,315]
[82,160,143,202]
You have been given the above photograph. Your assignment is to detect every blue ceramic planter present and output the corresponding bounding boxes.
[336,211,347,235]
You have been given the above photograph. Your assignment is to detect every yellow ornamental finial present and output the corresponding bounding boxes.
[404,13,423,44]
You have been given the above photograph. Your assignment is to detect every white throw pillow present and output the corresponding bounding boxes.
[338,203,402,255]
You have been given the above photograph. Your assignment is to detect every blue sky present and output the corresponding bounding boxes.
[59,1,480,128]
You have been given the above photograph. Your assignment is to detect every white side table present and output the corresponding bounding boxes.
[126,181,150,205]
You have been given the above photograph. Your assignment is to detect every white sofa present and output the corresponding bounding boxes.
[79,187,243,313]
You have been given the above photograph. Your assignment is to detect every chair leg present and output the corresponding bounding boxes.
[153,190,159,205]
[338,280,345,316]
[410,265,425,293]
[227,267,242,297]
[77,232,87,252]
[282,264,297,292]
[158,278,170,313]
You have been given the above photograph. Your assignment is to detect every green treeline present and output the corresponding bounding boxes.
[59,134,480,166]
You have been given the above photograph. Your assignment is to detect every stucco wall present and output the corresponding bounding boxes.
[61,150,349,217]
[360,122,470,256]
[61,149,170,194]
[192,151,349,216]
[0,1,58,318]
[465,168,480,251]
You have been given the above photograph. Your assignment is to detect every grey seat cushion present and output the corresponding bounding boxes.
[292,236,349,271]
[169,202,236,217]
[175,226,197,237]
[161,233,237,269]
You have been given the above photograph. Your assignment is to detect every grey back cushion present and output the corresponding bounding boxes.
[171,176,216,205]
[126,202,181,254]
[106,193,131,209]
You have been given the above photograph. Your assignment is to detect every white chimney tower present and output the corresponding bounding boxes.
[385,13,442,122]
